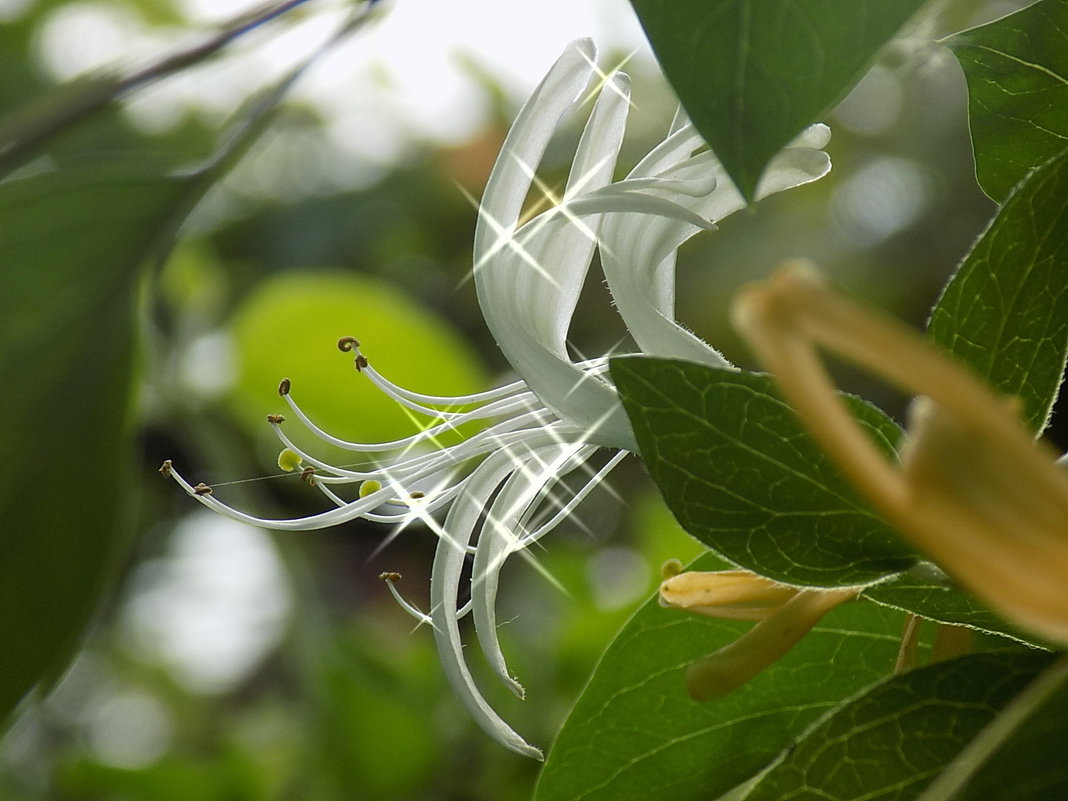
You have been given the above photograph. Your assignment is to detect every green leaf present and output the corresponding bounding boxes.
[535,553,911,801]
[741,650,1055,801]
[863,567,1047,649]
[611,359,916,587]
[946,0,1068,203]
[917,658,1068,801]
[927,147,1068,433]
[0,164,200,723]
[628,0,925,201]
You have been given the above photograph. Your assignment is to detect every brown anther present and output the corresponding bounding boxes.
[379,571,402,582]
[193,482,213,496]
[409,491,426,499]
[355,354,369,372]
[158,460,173,477]
[338,336,360,352]
[266,414,285,424]
[278,377,291,396]
[300,466,317,485]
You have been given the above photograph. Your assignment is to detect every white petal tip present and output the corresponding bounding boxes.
[794,122,832,149]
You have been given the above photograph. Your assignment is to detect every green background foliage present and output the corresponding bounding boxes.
[2,0,1066,799]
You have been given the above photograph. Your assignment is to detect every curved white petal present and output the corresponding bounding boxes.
[428,437,570,760]
[473,39,634,449]
[599,123,832,365]
[471,441,593,694]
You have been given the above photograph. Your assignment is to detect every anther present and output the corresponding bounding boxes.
[300,466,317,485]
[338,336,361,352]
[278,377,291,396]
[277,448,303,473]
[409,491,426,499]
[193,482,213,496]
[379,571,402,582]
[355,354,369,372]
[266,414,285,424]
[359,479,383,498]
[158,460,173,477]
[661,558,683,579]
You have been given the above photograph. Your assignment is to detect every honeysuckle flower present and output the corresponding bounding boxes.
[732,262,1068,647]
[658,560,857,698]
[658,560,800,621]
[163,41,830,758]
[684,584,859,701]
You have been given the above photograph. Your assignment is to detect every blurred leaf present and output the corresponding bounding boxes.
[535,553,909,801]
[611,359,916,586]
[741,650,1054,801]
[0,1,350,718]
[864,568,1047,649]
[0,163,202,724]
[228,271,487,451]
[628,0,925,201]
[918,657,1068,801]
[947,0,1068,202]
[926,146,1068,433]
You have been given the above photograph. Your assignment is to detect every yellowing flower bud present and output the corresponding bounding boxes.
[659,569,800,621]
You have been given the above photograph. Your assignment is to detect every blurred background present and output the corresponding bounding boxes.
[0,0,1043,798]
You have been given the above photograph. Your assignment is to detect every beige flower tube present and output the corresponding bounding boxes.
[731,262,1068,645]
[685,586,858,701]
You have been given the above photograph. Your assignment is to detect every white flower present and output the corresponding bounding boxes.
[163,39,830,758]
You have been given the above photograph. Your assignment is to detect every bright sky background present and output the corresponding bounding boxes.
[35,0,654,186]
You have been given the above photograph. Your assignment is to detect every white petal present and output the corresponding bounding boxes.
[472,40,634,448]
[599,123,831,364]
[429,443,552,760]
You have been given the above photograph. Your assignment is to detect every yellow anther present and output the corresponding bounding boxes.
[277,448,303,473]
[360,479,383,498]
[661,558,684,579]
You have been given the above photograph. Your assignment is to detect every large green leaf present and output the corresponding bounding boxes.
[611,359,916,587]
[946,0,1068,203]
[0,164,200,722]
[628,0,926,201]
[535,553,910,801]
[741,650,1055,801]
[917,657,1068,801]
[927,146,1068,433]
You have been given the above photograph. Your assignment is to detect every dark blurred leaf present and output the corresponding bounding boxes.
[742,650,1054,801]
[611,359,916,586]
[628,0,925,201]
[947,0,1068,202]
[535,553,909,801]
[0,163,201,724]
[927,147,1068,433]
[0,0,381,726]
[864,567,1047,649]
